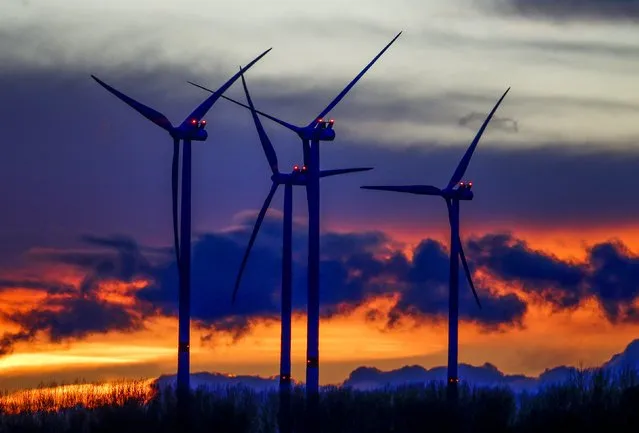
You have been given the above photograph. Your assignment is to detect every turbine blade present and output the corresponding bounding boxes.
[360,184,442,195]
[91,75,173,131]
[447,87,511,189]
[320,167,373,178]
[310,31,402,125]
[188,81,302,134]
[172,139,181,269]
[232,182,279,304]
[446,199,481,310]
[182,48,272,126]
[239,68,279,174]
[458,237,481,309]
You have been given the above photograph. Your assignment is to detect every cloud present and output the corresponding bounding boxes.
[466,233,639,323]
[2,63,639,347]
[3,63,639,275]
[5,296,145,343]
[459,113,518,133]
[468,233,586,309]
[0,279,75,295]
[135,216,528,337]
[0,329,36,356]
[588,241,639,322]
[0,291,146,356]
[492,0,639,22]
[5,219,639,354]
[388,239,528,330]
[30,235,156,295]
[0,216,529,355]
[0,236,156,355]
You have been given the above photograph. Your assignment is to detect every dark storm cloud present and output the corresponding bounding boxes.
[133,217,528,337]
[493,0,639,22]
[588,241,639,322]
[31,235,156,295]
[0,219,529,353]
[0,236,155,355]
[0,279,75,294]
[388,239,528,330]
[5,296,145,343]
[5,224,639,352]
[464,233,639,323]
[467,233,586,309]
[0,329,35,356]
[0,295,144,356]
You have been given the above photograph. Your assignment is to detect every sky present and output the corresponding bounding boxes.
[1,0,639,391]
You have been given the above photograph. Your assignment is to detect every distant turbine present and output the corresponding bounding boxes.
[361,87,510,405]
[188,33,402,404]
[89,48,271,417]
[233,69,372,433]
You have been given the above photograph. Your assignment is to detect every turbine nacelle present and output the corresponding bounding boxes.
[442,181,474,200]
[297,119,336,141]
[270,165,308,185]
[172,118,209,141]
[317,118,335,130]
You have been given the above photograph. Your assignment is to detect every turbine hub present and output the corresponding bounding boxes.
[317,118,335,130]
[298,122,336,141]
[173,118,208,141]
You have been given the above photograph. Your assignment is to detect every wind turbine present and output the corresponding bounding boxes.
[360,87,510,405]
[188,32,402,402]
[89,48,271,415]
[232,70,372,433]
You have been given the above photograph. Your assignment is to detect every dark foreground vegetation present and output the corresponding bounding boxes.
[1,368,638,433]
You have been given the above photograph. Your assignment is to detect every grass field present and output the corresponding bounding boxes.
[1,367,638,432]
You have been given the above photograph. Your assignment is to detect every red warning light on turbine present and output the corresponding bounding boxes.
[329,119,334,123]
[191,119,197,125]
[201,120,207,125]
[317,118,323,123]
[293,165,299,171]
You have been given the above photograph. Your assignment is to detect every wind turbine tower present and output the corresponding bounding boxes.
[232,70,372,433]
[188,33,402,402]
[89,48,271,420]
[361,87,510,405]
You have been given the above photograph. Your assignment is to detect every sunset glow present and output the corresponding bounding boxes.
[2,0,639,403]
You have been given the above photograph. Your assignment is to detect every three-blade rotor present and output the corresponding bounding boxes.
[187,32,402,142]
[91,48,272,277]
[231,70,373,303]
[359,87,511,309]
[232,70,281,303]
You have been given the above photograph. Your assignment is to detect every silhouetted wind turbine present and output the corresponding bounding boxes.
[360,87,510,405]
[188,33,401,403]
[232,69,372,433]
[89,48,271,416]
